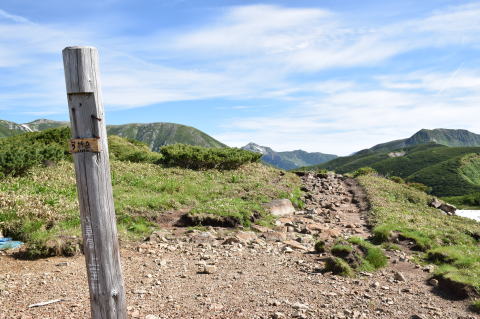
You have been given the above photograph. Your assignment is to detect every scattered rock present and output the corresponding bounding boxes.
[222,237,241,245]
[251,225,272,233]
[428,278,439,287]
[394,271,406,282]
[429,198,442,209]
[282,240,308,251]
[199,265,217,274]
[208,303,224,311]
[235,231,257,243]
[265,199,296,217]
[272,312,286,319]
[262,232,287,242]
[439,202,456,215]
[423,265,435,273]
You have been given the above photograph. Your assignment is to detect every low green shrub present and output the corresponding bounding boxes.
[0,127,70,178]
[389,176,405,184]
[326,237,387,276]
[108,135,163,164]
[331,244,353,257]
[347,237,388,271]
[352,167,377,178]
[407,182,431,193]
[316,168,329,175]
[471,300,480,314]
[357,174,480,297]
[314,240,325,253]
[324,257,355,277]
[160,144,261,170]
[382,242,401,251]
[443,192,480,209]
[0,127,167,178]
[280,187,305,210]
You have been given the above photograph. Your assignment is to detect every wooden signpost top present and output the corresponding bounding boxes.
[62,46,127,319]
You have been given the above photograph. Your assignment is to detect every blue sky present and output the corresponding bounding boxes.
[0,0,479,155]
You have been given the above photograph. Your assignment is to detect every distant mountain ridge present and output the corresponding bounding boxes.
[242,142,337,170]
[0,119,67,137]
[107,122,226,151]
[366,128,480,153]
[0,119,225,150]
[311,128,480,197]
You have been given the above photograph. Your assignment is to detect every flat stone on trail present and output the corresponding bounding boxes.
[199,265,217,274]
[317,228,342,240]
[222,237,241,245]
[277,217,295,225]
[283,240,308,251]
[235,231,257,243]
[265,199,295,217]
[189,231,217,244]
[251,225,272,233]
[262,232,287,242]
[305,223,327,232]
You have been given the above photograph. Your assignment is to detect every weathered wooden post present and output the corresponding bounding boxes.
[62,46,127,318]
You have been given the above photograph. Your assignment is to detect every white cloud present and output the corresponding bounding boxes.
[0,9,32,24]
[168,3,480,72]
[378,69,480,93]
[219,83,480,155]
[1,3,480,154]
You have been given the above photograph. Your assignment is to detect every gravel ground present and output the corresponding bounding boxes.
[0,173,477,319]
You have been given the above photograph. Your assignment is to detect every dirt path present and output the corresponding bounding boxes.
[0,172,477,319]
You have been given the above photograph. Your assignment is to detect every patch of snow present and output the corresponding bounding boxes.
[457,210,480,222]
[388,151,406,158]
[20,124,34,132]
[252,145,267,154]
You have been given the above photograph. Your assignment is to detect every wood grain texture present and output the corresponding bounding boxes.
[63,46,127,319]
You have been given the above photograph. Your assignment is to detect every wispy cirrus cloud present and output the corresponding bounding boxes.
[0,2,479,154]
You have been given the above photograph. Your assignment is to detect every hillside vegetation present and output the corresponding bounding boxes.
[107,122,226,151]
[0,128,299,257]
[0,119,67,138]
[369,128,480,153]
[357,172,480,302]
[314,143,480,197]
[1,118,226,150]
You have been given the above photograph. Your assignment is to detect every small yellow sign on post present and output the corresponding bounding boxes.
[69,138,101,153]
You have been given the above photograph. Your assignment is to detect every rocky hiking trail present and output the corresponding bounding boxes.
[0,173,477,319]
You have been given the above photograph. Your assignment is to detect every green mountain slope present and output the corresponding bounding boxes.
[0,120,31,137]
[316,144,480,197]
[242,142,337,170]
[25,119,68,131]
[106,122,226,151]
[312,128,480,197]
[369,128,480,153]
[1,119,226,151]
[408,153,480,196]
[0,119,67,138]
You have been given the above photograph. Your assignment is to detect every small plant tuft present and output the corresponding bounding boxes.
[389,176,405,184]
[471,300,480,314]
[324,257,355,277]
[314,240,326,253]
[331,244,353,257]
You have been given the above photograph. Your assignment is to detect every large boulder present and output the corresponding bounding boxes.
[429,198,456,215]
[264,199,295,217]
[429,198,442,209]
[439,202,457,215]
